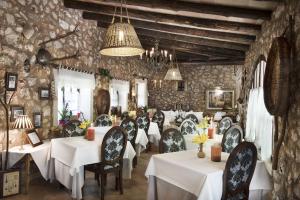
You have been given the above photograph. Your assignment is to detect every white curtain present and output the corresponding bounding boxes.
[109,79,130,112]
[136,79,148,107]
[53,68,95,123]
[245,87,273,162]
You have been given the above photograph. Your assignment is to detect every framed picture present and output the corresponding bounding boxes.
[10,106,24,122]
[206,89,234,110]
[25,129,43,147]
[0,169,21,198]
[176,81,187,91]
[5,72,18,91]
[39,87,50,100]
[33,112,42,128]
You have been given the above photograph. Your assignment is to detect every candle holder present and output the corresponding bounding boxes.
[211,143,222,162]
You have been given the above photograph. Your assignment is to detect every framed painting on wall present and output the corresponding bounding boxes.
[39,87,50,100]
[33,112,42,128]
[10,106,24,122]
[206,89,234,110]
[0,169,21,198]
[5,72,18,91]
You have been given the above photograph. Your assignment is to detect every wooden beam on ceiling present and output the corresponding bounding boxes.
[64,0,261,35]
[93,14,250,50]
[177,59,245,66]
[84,0,272,21]
[139,35,245,58]
[95,16,255,45]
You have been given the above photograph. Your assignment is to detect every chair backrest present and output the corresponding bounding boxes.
[62,120,84,137]
[185,114,199,124]
[152,110,165,133]
[179,119,197,135]
[136,113,150,135]
[217,116,233,135]
[121,111,129,120]
[101,126,127,167]
[159,128,186,153]
[221,125,243,153]
[222,142,257,200]
[120,118,138,146]
[95,114,112,127]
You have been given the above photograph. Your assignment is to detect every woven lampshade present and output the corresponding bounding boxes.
[12,115,33,129]
[100,22,144,57]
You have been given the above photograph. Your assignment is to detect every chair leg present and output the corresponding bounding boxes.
[115,171,119,190]
[104,174,107,186]
[119,169,123,194]
[101,174,105,200]
[96,173,100,186]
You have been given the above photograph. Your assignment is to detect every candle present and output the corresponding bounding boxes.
[169,54,172,61]
[159,80,162,88]
[211,143,222,162]
[154,80,157,88]
[86,127,95,141]
[208,127,214,139]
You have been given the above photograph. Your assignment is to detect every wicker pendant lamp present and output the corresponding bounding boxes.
[164,50,182,81]
[100,0,144,57]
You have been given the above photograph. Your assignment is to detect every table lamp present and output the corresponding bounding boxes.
[12,115,33,150]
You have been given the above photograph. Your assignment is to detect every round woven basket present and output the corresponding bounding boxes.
[264,37,290,116]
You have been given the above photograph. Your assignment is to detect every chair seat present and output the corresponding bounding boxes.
[85,163,120,172]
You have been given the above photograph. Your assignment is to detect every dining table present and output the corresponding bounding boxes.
[145,139,272,200]
[48,126,136,200]
[148,122,161,146]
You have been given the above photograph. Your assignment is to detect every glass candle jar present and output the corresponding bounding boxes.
[211,143,221,162]
[208,127,214,139]
[86,127,95,141]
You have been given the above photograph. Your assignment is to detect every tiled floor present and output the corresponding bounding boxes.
[7,150,156,200]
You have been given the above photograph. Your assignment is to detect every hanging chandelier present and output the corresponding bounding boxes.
[164,50,182,81]
[140,39,171,70]
[99,0,144,57]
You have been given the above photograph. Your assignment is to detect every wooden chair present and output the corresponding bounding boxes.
[62,120,84,137]
[136,113,150,136]
[152,110,165,134]
[120,118,138,167]
[221,125,243,153]
[222,142,257,200]
[159,128,186,153]
[179,119,197,135]
[217,116,233,135]
[95,114,112,127]
[185,113,199,124]
[85,126,127,200]
[121,111,129,120]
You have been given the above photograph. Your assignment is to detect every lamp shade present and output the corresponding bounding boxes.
[100,22,144,57]
[164,68,183,81]
[12,115,33,129]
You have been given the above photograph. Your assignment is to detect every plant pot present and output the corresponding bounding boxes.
[197,143,205,158]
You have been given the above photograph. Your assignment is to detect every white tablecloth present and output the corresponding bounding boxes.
[184,134,223,150]
[148,122,161,146]
[49,128,136,199]
[4,141,51,180]
[145,149,272,200]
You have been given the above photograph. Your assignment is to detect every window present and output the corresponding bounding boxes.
[54,68,95,123]
[135,79,148,107]
[246,56,273,166]
[109,79,130,112]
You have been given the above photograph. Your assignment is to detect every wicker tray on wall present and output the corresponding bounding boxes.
[263,37,291,117]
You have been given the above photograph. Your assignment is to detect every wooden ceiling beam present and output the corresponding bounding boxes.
[93,14,250,50]
[94,16,255,45]
[84,0,272,21]
[177,59,245,66]
[64,0,261,35]
[139,35,245,58]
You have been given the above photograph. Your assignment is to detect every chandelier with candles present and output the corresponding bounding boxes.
[141,40,172,70]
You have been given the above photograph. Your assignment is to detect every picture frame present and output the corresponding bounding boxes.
[10,106,24,122]
[0,169,21,198]
[33,112,42,128]
[39,87,50,100]
[206,89,234,110]
[176,81,187,92]
[25,129,43,147]
[5,72,18,91]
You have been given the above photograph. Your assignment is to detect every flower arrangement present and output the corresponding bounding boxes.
[59,103,72,125]
[79,120,91,130]
[192,133,208,144]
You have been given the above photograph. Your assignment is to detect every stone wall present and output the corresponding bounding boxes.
[240,0,300,199]
[148,64,242,113]
[0,0,102,148]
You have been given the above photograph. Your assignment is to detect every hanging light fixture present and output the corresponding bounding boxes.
[141,39,171,70]
[164,50,182,81]
[100,0,144,57]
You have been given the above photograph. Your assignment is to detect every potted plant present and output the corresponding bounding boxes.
[58,103,72,126]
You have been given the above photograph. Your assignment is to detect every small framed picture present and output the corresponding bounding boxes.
[25,129,43,147]
[10,106,24,122]
[176,81,187,91]
[39,87,50,100]
[0,169,21,198]
[33,112,42,128]
[5,72,18,91]
[206,89,235,110]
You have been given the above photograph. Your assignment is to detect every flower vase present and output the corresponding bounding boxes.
[197,143,205,158]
